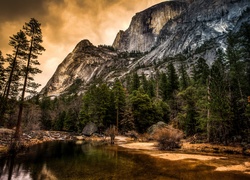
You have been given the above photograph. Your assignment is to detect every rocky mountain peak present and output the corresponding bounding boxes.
[73,39,94,53]
[112,0,188,52]
[40,0,250,97]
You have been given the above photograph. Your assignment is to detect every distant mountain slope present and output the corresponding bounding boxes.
[40,0,250,97]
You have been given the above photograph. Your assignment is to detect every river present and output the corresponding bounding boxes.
[0,141,249,180]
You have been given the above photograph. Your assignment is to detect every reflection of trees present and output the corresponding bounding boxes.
[0,153,33,180]
[37,164,57,180]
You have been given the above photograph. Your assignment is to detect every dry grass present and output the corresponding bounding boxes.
[154,126,184,150]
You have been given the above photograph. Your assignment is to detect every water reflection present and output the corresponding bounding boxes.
[0,141,250,180]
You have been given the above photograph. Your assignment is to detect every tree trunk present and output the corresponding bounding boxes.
[13,36,33,143]
[116,108,119,132]
[0,47,19,123]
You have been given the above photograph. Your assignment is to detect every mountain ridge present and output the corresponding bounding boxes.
[40,0,250,97]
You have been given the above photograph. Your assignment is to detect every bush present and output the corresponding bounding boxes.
[104,126,118,144]
[154,126,184,150]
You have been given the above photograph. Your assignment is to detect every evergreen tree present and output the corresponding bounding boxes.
[178,87,199,136]
[141,73,148,93]
[238,23,250,95]
[4,30,28,100]
[130,88,156,133]
[63,109,77,131]
[155,70,160,99]
[80,84,115,130]
[131,72,140,92]
[167,63,179,98]
[147,77,155,98]
[14,18,45,141]
[40,97,52,130]
[192,57,209,86]
[159,72,168,101]
[0,31,28,124]
[113,79,126,131]
[179,63,189,90]
[226,32,247,138]
[209,49,232,142]
[0,51,6,96]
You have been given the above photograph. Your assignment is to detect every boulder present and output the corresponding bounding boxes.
[147,121,167,135]
[82,122,98,136]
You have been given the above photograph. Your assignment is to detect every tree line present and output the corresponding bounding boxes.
[42,23,250,144]
[0,22,249,144]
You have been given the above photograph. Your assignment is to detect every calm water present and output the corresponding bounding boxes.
[0,141,249,180]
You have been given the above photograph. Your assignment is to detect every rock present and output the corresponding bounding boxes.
[147,121,167,135]
[82,122,98,136]
[113,1,187,52]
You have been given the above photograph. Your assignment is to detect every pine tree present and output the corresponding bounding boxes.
[167,62,179,98]
[0,31,28,124]
[0,51,6,96]
[159,72,168,101]
[209,49,232,142]
[130,88,155,133]
[14,18,45,141]
[0,51,6,124]
[147,77,155,98]
[131,72,140,92]
[238,23,250,96]
[141,73,148,93]
[113,79,126,131]
[226,32,246,137]
[178,86,199,136]
[192,57,209,86]
[179,63,189,90]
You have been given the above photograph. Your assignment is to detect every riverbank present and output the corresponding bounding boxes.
[0,128,107,155]
[1,129,250,175]
[1,128,250,157]
[116,136,250,175]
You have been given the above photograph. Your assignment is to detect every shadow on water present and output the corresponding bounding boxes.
[0,141,250,180]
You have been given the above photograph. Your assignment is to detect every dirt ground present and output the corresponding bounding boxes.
[116,136,250,174]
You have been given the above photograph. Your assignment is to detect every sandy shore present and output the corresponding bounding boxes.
[116,136,250,174]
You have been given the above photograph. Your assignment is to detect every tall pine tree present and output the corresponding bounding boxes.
[113,79,126,131]
[0,31,28,125]
[14,18,45,141]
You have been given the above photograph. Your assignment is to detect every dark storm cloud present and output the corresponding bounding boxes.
[0,0,50,21]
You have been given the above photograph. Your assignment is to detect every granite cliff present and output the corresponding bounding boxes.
[40,0,250,97]
[112,1,187,52]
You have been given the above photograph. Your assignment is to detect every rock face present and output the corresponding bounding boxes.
[40,40,129,96]
[40,0,250,97]
[113,1,187,52]
[125,0,250,68]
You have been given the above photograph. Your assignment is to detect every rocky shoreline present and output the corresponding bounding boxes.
[1,128,250,157]
[0,128,107,155]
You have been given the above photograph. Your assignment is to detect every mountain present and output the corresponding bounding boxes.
[112,1,188,52]
[40,40,141,96]
[40,0,250,97]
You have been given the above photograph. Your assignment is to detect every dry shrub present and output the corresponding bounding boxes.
[124,130,138,141]
[154,126,184,150]
[104,126,118,144]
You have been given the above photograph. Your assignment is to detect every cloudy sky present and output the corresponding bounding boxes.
[0,0,164,90]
